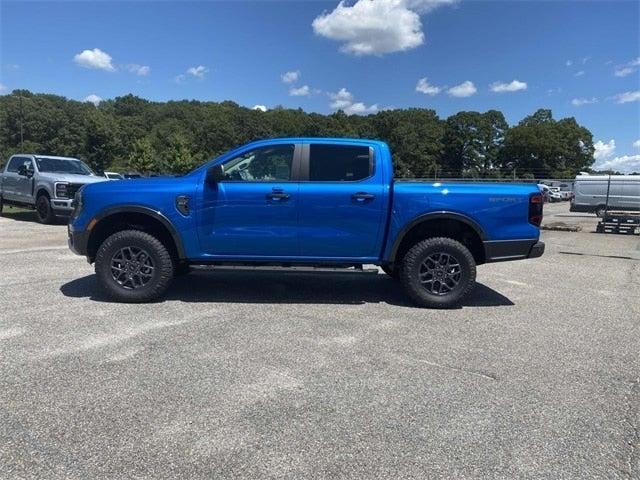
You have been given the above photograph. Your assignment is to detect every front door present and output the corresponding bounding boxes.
[198,143,301,258]
[297,142,387,260]
[15,157,34,201]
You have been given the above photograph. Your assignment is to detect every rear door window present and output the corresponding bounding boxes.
[308,144,371,182]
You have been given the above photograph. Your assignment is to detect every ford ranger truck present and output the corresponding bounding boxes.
[0,154,105,223]
[68,138,544,308]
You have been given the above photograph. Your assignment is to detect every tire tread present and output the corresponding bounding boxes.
[95,229,174,303]
[399,237,476,308]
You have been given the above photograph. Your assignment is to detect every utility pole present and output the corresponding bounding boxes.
[19,94,24,151]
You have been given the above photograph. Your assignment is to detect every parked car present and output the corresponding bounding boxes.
[104,171,124,180]
[557,183,574,201]
[68,138,544,307]
[570,174,640,217]
[538,184,562,203]
[0,154,106,223]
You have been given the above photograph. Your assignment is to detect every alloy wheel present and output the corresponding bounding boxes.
[419,252,462,295]
[110,246,155,290]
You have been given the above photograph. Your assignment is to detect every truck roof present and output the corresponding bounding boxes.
[240,137,389,148]
[10,154,81,160]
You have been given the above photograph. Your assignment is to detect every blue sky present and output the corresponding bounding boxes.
[1,0,639,171]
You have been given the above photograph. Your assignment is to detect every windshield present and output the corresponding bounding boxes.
[36,157,94,176]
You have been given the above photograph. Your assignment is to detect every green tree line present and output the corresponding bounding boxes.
[0,90,596,178]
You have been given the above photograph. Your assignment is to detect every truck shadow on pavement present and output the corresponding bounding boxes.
[0,209,67,225]
[60,270,514,308]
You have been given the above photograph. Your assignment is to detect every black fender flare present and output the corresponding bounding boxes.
[388,211,487,262]
[92,205,186,259]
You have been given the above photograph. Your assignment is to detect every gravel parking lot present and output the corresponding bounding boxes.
[1,202,638,479]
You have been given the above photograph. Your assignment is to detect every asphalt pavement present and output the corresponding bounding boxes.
[0,202,638,479]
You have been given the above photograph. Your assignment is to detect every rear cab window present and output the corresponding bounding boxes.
[308,144,372,182]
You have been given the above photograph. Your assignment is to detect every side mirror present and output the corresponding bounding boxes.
[206,164,225,184]
[18,165,34,178]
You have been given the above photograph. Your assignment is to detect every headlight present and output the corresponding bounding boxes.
[55,182,70,198]
[72,189,83,216]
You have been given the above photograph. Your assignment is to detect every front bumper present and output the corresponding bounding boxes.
[68,224,89,257]
[52,198,75,214]
[483,239,545,263]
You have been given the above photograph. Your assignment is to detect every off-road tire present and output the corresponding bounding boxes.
[399,237,476,309]
[36,194,55,224]
[95,230,174,303]
[0,195,4,215]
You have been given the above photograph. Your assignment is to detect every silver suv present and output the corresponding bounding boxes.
[0,154,106,223]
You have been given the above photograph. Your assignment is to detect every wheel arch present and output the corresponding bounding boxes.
[87,206,185,263]
[389,212,487,265]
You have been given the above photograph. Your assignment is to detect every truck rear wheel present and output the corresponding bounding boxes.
[399,237,476,309]
[95,230,174,303]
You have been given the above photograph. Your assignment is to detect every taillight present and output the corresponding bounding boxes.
[529,193,543,226]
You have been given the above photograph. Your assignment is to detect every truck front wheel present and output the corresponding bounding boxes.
[36,194,55,224]
[399,237,476,309]
[95,230,174,303]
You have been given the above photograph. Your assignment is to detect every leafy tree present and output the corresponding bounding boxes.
[165,134,201,174]
[501,109,594,178]
[442,110,508,177]
[127,137,157,174]
[0,90,596,179]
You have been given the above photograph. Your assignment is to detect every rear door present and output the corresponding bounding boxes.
[2,157,28,202]
[197,142,302,258]
[296,142,387,260]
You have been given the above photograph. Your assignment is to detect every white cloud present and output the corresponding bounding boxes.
[594,155,640,173]
[344,102,379,115]
[614,66,634,77]
[447,80,476,98]
[582,56,591,64]
[593,140,616,161]
[566,60,573,67]
[633,139,640,149]
[73,48,115,72]
[83,94,103,106]
[0,83,7,94]
[289,85,311,97]
[127,64,150,76]
[613,90,640,104]
[252,105,267,112]
[574,70,585,77]
[489,79,527,93]
[312,0,457,56]
[281,70,300,84]
[415,77,441,96]
[614,57,640,77]
[187,65,209,79]
[328,87,378,115]
[571,97,598,107]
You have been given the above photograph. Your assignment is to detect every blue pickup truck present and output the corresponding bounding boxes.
[68,138,544,307]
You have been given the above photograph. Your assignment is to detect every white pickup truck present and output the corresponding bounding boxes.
[0,154,105,223]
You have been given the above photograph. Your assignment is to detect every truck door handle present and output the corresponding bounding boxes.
[351,192,375,201]
[266,191,290,201]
